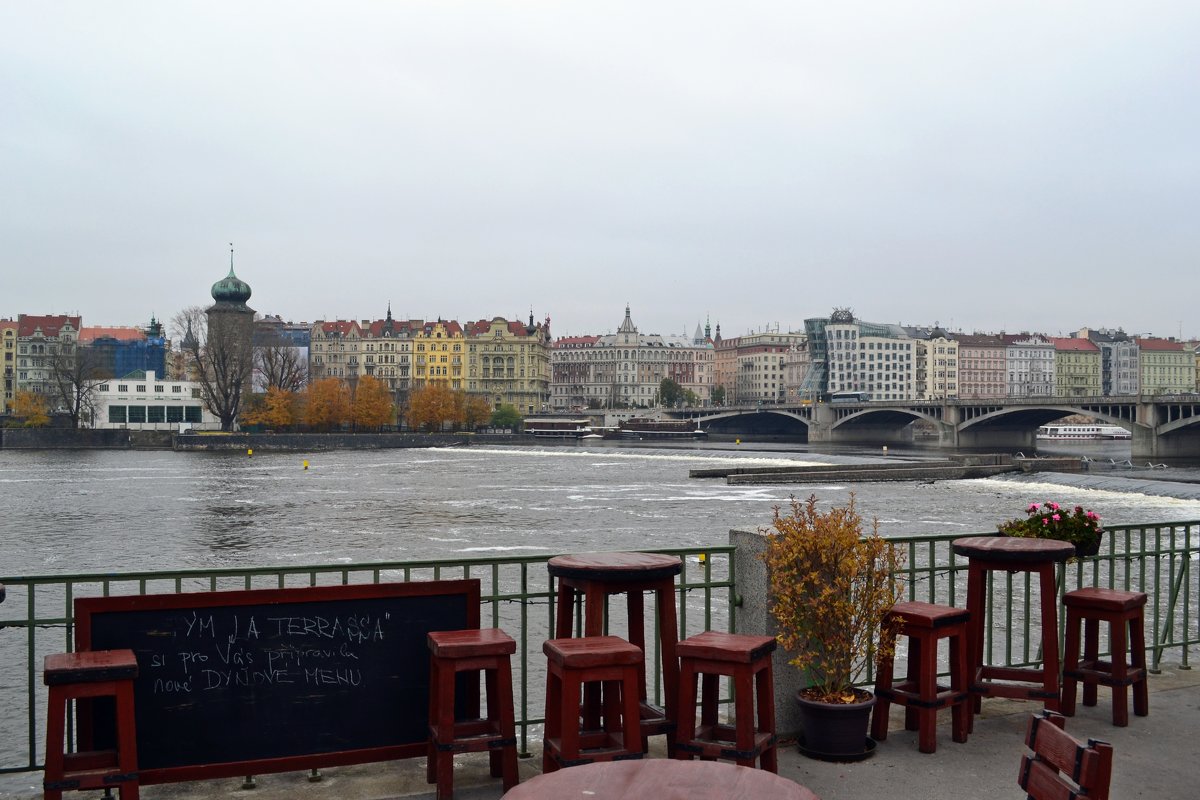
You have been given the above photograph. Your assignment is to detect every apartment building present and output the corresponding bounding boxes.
[549,308,714,409]
[1136,338,1195,395]
[15,314,82,399]
[1,319,15,413]
[1004,334,1055,397]
[1051,337,1102,397]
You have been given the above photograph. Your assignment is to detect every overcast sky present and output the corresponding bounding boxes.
[3,2,1197,340]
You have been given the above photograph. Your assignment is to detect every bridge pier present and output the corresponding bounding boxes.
[955,428,1037,450]
[1133,427,1200,460]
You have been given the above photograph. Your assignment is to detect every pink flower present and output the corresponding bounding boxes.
[1048,502,1060,511]
[1052,514,1061,522]
[1027,503,1040,513]
[1041,518,1049,525]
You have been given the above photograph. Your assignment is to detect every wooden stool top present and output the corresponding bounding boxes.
[544,636,643,667]
[502,758,820,800]
[548,552,682,582]
[951,536,1075,564]
[43,649,138,686]
[428,627,516,658]
[1064,587,1148,612]
[888,600,970,629]
[677,631,776,663]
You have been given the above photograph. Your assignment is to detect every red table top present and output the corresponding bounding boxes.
[547,551,682,581]
[951,536,1075,564]
[501,759,820,800]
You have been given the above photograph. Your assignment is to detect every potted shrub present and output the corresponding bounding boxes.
[997,501,1103,557]
[761,495,904,760]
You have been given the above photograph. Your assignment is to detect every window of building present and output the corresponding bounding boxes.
[185,406,202,423]
[136,385,146,392]
[166,406,183,423]
[108,405,126,423]
[147,406,165,423]
[191,388,201,398]
[98,384,109,392]
[118,384,128,392]
[128,406,146,423]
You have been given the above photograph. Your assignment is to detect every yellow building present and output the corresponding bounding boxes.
[413,319,466,390]
[1051,337,1102,397]
[1136,338,1195,395]
[464,315,551,414]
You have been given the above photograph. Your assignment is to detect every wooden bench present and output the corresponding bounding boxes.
[1018,710,1113,800]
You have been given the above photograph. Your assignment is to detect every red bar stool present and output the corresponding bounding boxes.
[426,629,519,800]
[548,552,682,747]
[673,631,778,771]
[871,601,970,753]
[542,636,644,773]
[951,536,1075,726]
[1061,588,1149,727]
[43,649,139,800]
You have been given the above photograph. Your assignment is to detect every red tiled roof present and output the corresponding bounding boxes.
[17,314,81,337]
[554,336,601,347]
[1136,338,1185,351]
[1050,337,1099,352]
[80,326,146,343]
[318,320,360,336]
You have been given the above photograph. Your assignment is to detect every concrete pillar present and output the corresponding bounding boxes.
[730,526,807,738]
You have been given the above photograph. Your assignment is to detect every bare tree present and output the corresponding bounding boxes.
[254,329,308,391]
[172,305,254,431]
[47,343,109,428]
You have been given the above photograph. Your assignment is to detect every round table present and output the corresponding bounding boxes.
[950,536,1075,722]
[501,758,820,800]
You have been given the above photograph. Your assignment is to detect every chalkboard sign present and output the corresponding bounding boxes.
[74,580,479,784]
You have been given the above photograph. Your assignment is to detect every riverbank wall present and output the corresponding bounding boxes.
[0,428,173,450]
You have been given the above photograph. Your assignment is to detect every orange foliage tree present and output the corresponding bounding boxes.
[304,378,351,431]
[241,387,299,430]
[352,376,394,430]
[461,394,492,430]
[406,384,461,432]
[10,390,51,427]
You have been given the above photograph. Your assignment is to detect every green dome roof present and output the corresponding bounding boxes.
[211,267,252,305]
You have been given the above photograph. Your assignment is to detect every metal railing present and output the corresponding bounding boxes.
[888,521,1197,678]
[3,521,1197,775]
[0,547,735,774]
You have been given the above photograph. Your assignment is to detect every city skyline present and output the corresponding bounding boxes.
[3,2,1198,339]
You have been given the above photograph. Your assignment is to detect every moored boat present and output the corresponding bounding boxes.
[616,418,707,438]
[1036,424,1131,441]
[522,418,592,438]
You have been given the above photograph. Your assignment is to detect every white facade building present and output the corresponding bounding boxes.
[86,371,220,430]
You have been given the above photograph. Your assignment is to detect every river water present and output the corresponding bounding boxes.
[3,440,1200,786]
[5,440,1200,577]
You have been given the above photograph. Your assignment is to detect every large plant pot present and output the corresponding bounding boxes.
[795,690,877,762]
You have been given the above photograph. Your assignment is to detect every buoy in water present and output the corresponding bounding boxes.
[247,448,253,457]
[303,460,309,471]
[698,553,707,564]
[735,439,741,445]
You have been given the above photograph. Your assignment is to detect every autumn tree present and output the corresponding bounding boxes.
[241,386,299,430]
[407,384,459,432]
[461,395,492,430]
[304,377,351,431]
[9,390,50,427]
[352,375,394,430]
[490,403,521,430]
[173,302,254,432]
[48,344,109,428]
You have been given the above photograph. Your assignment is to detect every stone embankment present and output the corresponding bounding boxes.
[691,455,1084,484]
[174,432,470,451]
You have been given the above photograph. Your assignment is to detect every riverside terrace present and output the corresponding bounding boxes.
[1,521,1197,798]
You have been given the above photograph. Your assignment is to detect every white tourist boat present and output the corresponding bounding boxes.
[1036,424,1131,441]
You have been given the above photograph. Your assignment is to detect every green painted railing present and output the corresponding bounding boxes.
[888,520,1197,678]
[2,521,1197,776]
[0,547,735,774]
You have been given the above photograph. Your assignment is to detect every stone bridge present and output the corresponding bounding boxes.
[674,396,1200,459]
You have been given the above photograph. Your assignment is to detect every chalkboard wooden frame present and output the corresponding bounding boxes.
[74,580,480,784]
